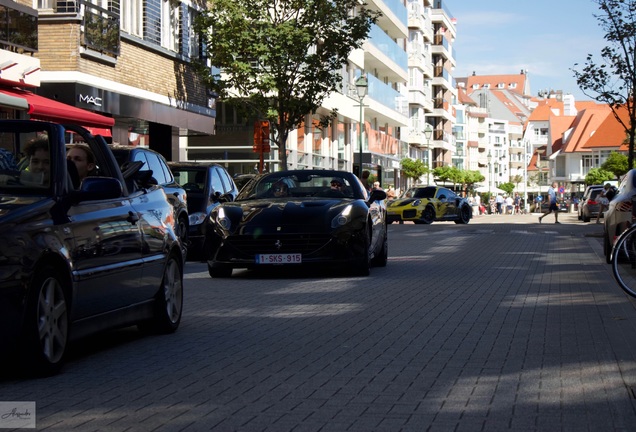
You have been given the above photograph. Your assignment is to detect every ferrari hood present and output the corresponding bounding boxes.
[225,198,353,234]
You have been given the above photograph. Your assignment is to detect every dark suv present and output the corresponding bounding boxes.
[109,145,189,254]
[578,185,604,222]
[168,162,238,260]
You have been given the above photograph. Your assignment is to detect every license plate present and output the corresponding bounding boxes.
[255,253,302,264]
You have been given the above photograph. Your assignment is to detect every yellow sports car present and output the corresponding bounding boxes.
[387,186,472,224]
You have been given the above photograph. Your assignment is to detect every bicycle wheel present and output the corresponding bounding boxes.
[612,226,636,298]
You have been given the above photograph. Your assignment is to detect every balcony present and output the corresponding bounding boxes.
[0,1,38,54]
[82,2,120,57]
[365,24,408,81]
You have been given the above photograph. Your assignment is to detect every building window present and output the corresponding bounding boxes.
[120,0,142,37]
[160,0,178,51]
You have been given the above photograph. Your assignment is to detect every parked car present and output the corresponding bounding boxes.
[109,145,189,256]
[204,170,388,277]
[604,171,636,263]
[578,185,605,222]
[168,161,239,260]
[0,121,184,376]
[386,186,472,224]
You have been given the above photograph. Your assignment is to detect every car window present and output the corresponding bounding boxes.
[217,167,234,193]
[142,152,169,185]
[413,188,434,199]
[437,188,454,199]
[210,168,224,194]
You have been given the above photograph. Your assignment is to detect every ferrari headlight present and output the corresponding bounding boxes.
[332,204,353,228]
[215,207,232,230]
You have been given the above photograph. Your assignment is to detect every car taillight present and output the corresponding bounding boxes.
[588,199,597,205]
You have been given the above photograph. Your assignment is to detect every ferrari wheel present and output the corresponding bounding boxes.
[353,226,371,276]
[421,206,435,224]
[371,225,388,267]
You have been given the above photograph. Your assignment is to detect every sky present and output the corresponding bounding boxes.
[449,0,607,102]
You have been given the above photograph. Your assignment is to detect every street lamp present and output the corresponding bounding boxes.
[487,150,492,198]
[424,123,433,185]
[355,74,368,178]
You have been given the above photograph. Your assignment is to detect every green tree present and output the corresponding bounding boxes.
[432,165,454,186]
[572,0,636,168]
[463,170,485,191]
[601,151,629,179]
[499,182,515,196]
[194,0,380,170]
[401,158,427,183]
[585,167,615,185]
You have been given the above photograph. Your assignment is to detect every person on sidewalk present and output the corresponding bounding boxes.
[539,182,560,224]
[596,183,617,224]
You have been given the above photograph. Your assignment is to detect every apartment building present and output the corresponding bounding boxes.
[196,0,410,183]
[2,0,215,163]
[428,0,456,172]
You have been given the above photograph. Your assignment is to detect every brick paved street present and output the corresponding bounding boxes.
[2,212,636,431]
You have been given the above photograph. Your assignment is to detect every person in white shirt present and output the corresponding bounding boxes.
[505,195,514,215]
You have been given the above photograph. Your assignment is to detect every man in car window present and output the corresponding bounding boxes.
[67,144,96,181]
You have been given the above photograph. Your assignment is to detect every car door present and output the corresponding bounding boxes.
[435,188,454,219]
[68,190,145,319]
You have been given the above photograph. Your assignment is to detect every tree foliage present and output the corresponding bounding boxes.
[498,182,515,196]
[194,0,380,170]
[401,158,427,182]
[585,167,615,185]
[572,0,636,168]
[600,151,630,178]
[463,170,485,189]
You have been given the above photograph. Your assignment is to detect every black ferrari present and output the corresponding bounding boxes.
[204,170,388,277]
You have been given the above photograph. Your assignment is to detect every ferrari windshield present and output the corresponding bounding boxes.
[237,171,363,200]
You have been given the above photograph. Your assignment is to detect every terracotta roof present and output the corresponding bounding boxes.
[562,105,612,153]
[549,114,577,153]
[528,145,548,172]
[457,87,477,105]
[529,104,554,121]
[461,73,527,96]
[584,105,631,150]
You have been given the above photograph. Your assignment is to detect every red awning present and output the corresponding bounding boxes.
[0,87,115,129]
[83,126,112,137]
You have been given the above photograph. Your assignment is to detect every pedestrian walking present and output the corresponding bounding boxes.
[539,181,560,224]
[514,192,521,214]
[505,195,513,215]
[496,194,504,214]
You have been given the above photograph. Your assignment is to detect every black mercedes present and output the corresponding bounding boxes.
[204,170,388,277]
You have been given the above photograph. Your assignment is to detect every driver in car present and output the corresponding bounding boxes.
[271,181,289,197]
